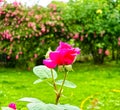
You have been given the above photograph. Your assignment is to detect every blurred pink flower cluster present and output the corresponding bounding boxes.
[0,30,12,40]
[118,37,120,46]
[98,48,110,56]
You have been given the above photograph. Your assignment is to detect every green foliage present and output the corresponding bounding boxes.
[0,62,120,109]
[33,65,57,80]
[0,0,120,66]
[0,1,70,68]
[33,65,77,89]
[19,97,44,103]
[19,98,80,110]
[62,0,120,64]
[1,107,13,110]
[56,79,76,88]
[22,65,79,110]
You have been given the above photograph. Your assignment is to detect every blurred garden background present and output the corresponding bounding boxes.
[0,0,120,109]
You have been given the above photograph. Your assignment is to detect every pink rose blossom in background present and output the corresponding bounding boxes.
[118,41,120,46]
[85,34,88,38]
[80,35,84,41]
[16,54,19,60]
[2,30,12,40]
[49,3,57,11]
[7,56,11,60]
[41,27,46,33]
[34,54,38,58]
[19,51,23,55]
[0,0,3,2]
[13,1,20,7]
[105,50,110,56]
[118,37,120,41]
[118,37,120,46]
[98,48,103,54]
[73,33,79,39]
[28,22,36,28]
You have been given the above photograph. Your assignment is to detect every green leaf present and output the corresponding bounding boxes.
[18,97,44,103]
[46,104,61,110]
[33,65,57,80]
[33,79,43,84]
[1,107,13,110]
[58,104,80,110]
[56,80,77,88]
[27,103,46,110]
[27,103,62,110]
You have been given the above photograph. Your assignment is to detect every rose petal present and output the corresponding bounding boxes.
[43,59,57,68]
[56,41,72,50]
[49,51,61,63]
[74,47,80,54]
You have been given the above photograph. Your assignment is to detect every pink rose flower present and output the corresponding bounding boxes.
[8,103,16,110]
[0,0,3,2]
[19,51,23,55]
[98,48,103,54]
[13,1,20,7]
[105,50,110,56]
[73,33,79,39]
[80,35,84,41]
[16,54,19,60]
[43,41,80,68]
[7,56,11,60]
[118,41,120,46]
[34,54,38,58]
[118,37,120,41]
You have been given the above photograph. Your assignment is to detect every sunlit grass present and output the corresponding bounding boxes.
[0,62,120,109]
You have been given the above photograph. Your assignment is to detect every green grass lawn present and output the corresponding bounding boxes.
[0,62,120,110]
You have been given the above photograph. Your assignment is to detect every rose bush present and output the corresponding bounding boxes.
[0,1,70,69]
[0,0,120,68]
[62,0,120,64]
